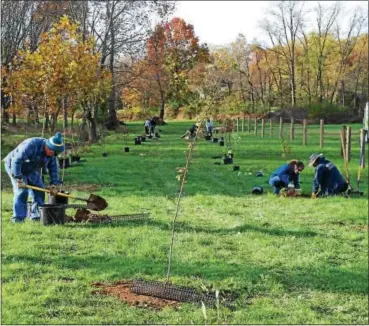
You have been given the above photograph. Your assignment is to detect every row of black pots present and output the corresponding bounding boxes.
[58,155,82,169]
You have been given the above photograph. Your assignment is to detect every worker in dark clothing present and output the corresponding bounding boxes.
[308,153,348,198]
[180,123,199,139]
[150,118,157,137]
[3,132,65,223]
[269,160,305,195]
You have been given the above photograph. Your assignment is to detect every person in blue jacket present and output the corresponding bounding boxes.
[308,153,348,198]
[269,160,305,195]
[3,132,65,223]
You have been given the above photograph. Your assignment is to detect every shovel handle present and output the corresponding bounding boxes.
[24,185,88,203]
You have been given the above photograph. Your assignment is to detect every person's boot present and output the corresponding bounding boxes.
[10,217,25,223]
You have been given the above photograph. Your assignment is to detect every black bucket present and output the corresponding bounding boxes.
[71,155,81,162]
[205,135,211,140]
[39,204,65,225]
[224,157,233,165]
[212,138,218,143]
[233,165,240,171]
[58,158,70,169]
[140,136,146,142]
[48,191,69,205]
[102,152,108,157]
[124,147,130,152]
[219,141,225,146]
[134,138,141,145]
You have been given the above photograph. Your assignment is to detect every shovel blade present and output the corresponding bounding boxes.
[86,194,108,211]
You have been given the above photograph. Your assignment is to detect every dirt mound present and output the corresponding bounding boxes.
[66,208,111,223]
[92,281,180,310]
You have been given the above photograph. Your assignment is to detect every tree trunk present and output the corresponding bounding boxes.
[157,76,166,120]
[50,111,59,132]
[63,97,68,128]
[290,58,296,107]
[71,111,75,130]
[44,111,49,130]
[86,110,98,143]
[27,107,32,124]
[105,2,119,130]
[12,111,16,125]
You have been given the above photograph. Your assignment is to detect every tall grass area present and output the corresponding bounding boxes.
[1,121,368,324]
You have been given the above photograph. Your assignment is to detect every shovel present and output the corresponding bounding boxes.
[23,185,108,211]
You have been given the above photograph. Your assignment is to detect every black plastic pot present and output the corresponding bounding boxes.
[233,165,240,171]
[140,136,146,142]
[205,135,212,140]
[102,152,108,157]
[39,204,65,225]
[48,191,69,205]
[212,138,218,143]
[58,158,70,169]
[71,155,81,162]
[124,147,130,152]
[219,140,225,146]
[134,137,141,145]
[224,157,233,165]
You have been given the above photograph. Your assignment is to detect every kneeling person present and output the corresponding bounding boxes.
[269,160,305,195]
[308,153,348,198]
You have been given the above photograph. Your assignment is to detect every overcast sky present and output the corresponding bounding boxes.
[170,1,368,47]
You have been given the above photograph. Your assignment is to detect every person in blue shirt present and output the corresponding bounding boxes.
[269,160,305,195]
[308,153,348,198]
[3,132,65,223]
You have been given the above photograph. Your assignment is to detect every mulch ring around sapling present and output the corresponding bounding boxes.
[91,280,180,310]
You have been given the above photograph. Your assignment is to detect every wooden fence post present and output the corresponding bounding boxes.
[254,118,258,135]
[346,126,351,161]
[242,117,245,132]
[303,119,307,145]
[340,125,347,157]
[270,119,273,137]
[279,117,283,139]
[261,119,265,138]
[360,128,365,168]
[320,119,324,148]
[248,117,251,133]
[290,117,294,141]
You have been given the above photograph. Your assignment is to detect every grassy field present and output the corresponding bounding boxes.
[1,120,368,324]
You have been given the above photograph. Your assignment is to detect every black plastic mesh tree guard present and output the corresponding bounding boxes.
[131,279,234,308]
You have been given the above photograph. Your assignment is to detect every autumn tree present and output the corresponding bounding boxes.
[4,16,111,142]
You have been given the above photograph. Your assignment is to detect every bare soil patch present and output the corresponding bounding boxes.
[92,280,180,310]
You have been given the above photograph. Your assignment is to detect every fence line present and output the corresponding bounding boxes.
[226,118,362,153]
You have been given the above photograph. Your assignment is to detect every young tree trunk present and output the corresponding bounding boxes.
[44,111,49,130]
[12,111,16,125]
[27,106,32,125]
[50,110,59,132]
[71,111,75,130]
[63,97,68,128]
[1,91,10,123]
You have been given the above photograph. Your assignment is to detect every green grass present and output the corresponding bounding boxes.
[1,120,368,324]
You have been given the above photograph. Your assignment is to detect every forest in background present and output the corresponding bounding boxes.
[1,1,368,142]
